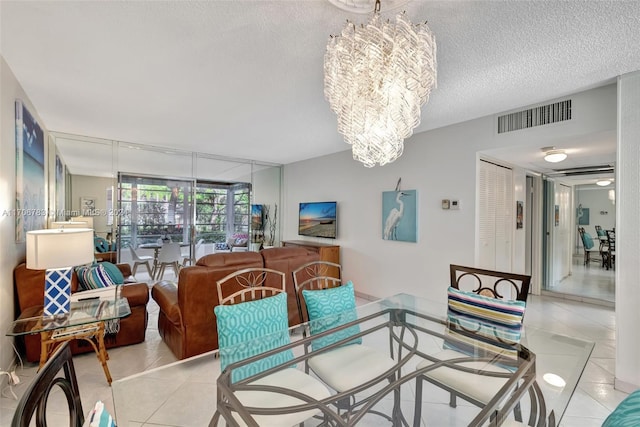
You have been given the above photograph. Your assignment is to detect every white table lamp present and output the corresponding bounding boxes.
[27,229,94,316]
[51,221,89,229]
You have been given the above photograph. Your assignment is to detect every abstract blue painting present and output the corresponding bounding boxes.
[15,100,45,242]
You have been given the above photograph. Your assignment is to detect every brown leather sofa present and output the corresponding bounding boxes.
[13,262,150,363]
[152,247,319,359]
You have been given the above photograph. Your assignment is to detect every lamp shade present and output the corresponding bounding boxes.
[51,221,90,229]
[71,216,94,229]
[26,229,94,270]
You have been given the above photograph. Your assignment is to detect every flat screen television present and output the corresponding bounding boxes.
[298,202,337,239]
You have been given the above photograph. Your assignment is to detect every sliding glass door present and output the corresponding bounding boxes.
[118,174,194,250]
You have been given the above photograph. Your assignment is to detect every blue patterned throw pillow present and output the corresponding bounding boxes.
[302,281,362,351]
[75,264,116,291]
[214,292,294,382]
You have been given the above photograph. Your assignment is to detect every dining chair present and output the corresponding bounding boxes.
[12,342,84,427]
[129,246,154,279]
[578,227,601,266]
[604,229,616,270]
[413,264,531,427]
[155,242,182,280]
[210,267,331,426]
[292,266,398,423]
[182,238,204,266]
[292,260,342,325]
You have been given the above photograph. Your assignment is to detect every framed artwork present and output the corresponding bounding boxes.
[55,153,65,221]
[81,197,97,216]
[555,205,560,227]
[516,201,523,229]
[251,204,263,230]
[382,190,417,242]
[15,100,45,242]
[577,206,590,225]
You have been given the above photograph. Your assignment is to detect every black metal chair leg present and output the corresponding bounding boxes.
[413,376,424,427]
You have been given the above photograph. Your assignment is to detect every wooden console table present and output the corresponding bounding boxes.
[282,240,340,277]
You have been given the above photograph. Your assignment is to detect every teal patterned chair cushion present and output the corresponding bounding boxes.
[581,232,595,250]
[214,292,294,383]
[602,389,640,427]
[303,281,362,351]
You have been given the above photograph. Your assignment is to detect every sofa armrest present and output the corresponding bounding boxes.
[120,282,150,307]
[152,281,182,325]
[116,263,133,278]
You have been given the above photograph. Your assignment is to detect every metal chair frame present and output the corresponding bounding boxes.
[11,342,84,427]
[292,260,343,325]
[413,264,532,427]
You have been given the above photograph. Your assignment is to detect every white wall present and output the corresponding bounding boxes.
[575,187,616,235]
[70,174,115,237]
[0,57,48,375]
[616,71,640,392]
[283,84,616,305]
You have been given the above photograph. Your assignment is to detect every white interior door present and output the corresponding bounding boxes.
[478,160,513,270]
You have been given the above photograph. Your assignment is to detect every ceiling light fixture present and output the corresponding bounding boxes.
[324,0,437,167]
[543,148,568,163]
[596,179,612,186]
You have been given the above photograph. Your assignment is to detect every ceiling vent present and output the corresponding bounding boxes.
[546,164,614,177]
[498,99,572,134]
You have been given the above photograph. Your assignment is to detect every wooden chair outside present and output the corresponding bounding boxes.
[413,264,532,426]
[11,342,84,427]
[292,261,342,324]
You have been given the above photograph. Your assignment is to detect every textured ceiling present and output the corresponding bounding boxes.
[1,1,639,169]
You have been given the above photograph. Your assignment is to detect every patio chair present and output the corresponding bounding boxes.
[155,242,182,280]
[129,246,154,279]
[182,238,204,266]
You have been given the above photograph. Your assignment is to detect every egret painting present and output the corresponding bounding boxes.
[382,190,417,242]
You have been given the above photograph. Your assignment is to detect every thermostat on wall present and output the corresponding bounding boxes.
[450,200,460,210]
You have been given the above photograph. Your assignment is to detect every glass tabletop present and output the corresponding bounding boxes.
[7,297,131,336]
[112,293,594,427]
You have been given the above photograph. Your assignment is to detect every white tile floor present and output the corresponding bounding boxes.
[0,267,627,426]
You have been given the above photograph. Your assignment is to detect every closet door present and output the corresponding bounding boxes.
[478,160,513,270]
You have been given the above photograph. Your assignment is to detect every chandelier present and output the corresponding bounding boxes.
[324,0,437,167]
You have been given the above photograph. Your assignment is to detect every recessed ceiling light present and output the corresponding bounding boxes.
[597,179,612,186]
[544,149,567,163]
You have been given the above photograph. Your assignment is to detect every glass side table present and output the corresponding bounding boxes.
[7,297,131,385]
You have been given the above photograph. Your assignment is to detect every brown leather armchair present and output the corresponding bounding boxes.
[13,262,150,363]
[151,248,319,360]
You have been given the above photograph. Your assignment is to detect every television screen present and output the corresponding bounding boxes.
[298,202,337,239]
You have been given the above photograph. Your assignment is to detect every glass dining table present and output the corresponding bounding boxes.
[111,294,594,426]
